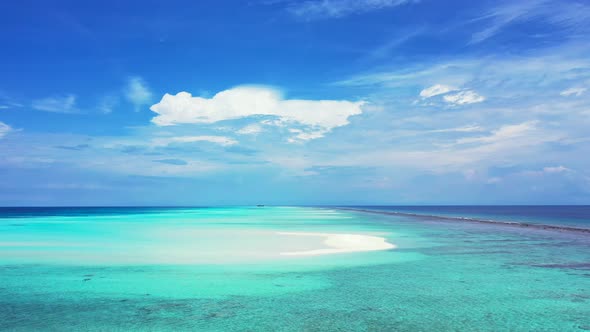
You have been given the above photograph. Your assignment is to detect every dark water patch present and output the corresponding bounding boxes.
[420,247,515,256]
[336,207,590,235]
[532,263,590,270]
[339,205,590,227]
[0,206,214,219]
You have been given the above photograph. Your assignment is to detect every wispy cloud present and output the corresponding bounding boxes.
[125,76,153,111]
[420,84,458,98]
[543,165,571,173]
[469,0,590,44]
[236,124,263,135]
[443,90,485,105]
[521,165,573,176]
[287,0,416,20]
[0,102,23,110]
[98,95,119,114]
[32,94,78,113]
[0,122,13,138]
[363,27,425,62]
[429,125,483,134]
[337,44,590,107]
[153,158,188,166]
[55,144,90,151]
[560,87,586,97]
[454,121,538,145]
[151,135,238,147]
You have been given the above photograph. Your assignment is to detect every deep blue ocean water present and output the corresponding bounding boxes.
[343,205,590,229]
[3,205,590,229]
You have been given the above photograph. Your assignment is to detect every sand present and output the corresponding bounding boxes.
[277,232,395,256]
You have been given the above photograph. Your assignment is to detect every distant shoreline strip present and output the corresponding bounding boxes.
[333,207,590,235]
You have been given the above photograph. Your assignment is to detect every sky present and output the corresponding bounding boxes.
[1,0,590,206]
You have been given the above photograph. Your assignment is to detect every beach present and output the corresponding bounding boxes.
[278,232,395,256]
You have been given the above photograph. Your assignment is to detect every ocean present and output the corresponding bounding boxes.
[0,206,589,331]
[344,205,590,229]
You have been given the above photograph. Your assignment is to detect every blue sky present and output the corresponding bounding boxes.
[1,0,590,205]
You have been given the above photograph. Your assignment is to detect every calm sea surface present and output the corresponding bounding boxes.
[344,205,590,229]
[1,206,589,331]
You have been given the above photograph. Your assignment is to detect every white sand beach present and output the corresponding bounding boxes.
[277,232,395,256]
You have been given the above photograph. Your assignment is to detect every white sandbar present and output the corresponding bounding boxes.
[277,232,395,256]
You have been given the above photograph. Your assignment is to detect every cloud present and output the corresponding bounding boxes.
[455,121,537,145]
[419,84,459,98]
[153,158,188,166]
[0,121,12,138]
[37,183,111,190]
[125,77,153,111]
[150,86,364,141]
[521,165,572,176]
[287,0,415,20]
[364,27,425,62]
[443,90,485,105]
[151,135,238,147]
[429,125,483,133]
[0,103,23,110]
[287,128,328,143]
[236,124,263,135]
[336,44,590,100]
[470,0,590,44]
[486,177,502,184]
[55,144,90,151]
[543,165,571,173]
[32,94,77,113]
[225,146,259,156]
[98,95,119,114]
[560,87,586,97]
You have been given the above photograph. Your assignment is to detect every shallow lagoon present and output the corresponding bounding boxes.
[1,207,589,331]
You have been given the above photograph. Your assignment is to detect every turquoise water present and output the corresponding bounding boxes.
[1,207,589,331]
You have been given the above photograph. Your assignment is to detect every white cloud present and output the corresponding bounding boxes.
[0,100,24,110]
[287,120,562,175]
[560,87,586,97]
[125,77,153,111]
[151,135,237,147]
[336,46,590,105]
[419,84,458,98]
[431,125,483,133]
[521,165,572,177]
[32,95,77,113]
[455,121,537,145]
[0,121,12,138]
[487,177,502,184]
[98,96,119,114]
[150,86,364,142]
[287,128,328,143]
[236,124,263,135]
[543,165,570,173]
[288,0,415,20]
[469,0,590,44]
[443,90,485,105]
